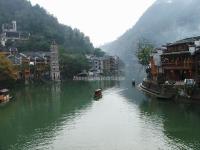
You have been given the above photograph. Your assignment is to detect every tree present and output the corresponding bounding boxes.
[0,54,17,86]
[94,48,105,57]
[60,54,90,79]
[136,39,154,67]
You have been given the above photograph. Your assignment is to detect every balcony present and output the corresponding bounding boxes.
[162,62,193,70]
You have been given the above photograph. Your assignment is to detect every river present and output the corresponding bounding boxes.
[0,79,200,150]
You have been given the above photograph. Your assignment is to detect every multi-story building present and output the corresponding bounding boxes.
[0,47,52,81]
[6,48,30,80]
[24,51,50,80]
[86,55,120,76]
[87,55,103,76]
[150,36,200,84]
[0,42,60,82]
[140,36,200,100]
[102,56,119,76]
[161,37,200,82]
[1,21,29,46]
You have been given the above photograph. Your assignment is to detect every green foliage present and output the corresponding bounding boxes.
[136,39,154,66]
[60,54,90,79]
[0,54,17,86]
[59,47,106,79]
[0,0,94,52]
[94,48,105,57]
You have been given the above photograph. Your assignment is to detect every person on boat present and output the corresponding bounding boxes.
[94,89,102,100]
[132,79,136,86]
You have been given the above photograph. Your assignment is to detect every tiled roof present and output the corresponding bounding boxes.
[5,31,20,38]
[7,55,21,65]
[23,51,50,61]
[168,36,200,46]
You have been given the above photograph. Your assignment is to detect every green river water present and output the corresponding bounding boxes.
[0,80,200,150]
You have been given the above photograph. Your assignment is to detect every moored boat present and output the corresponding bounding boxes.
[138,79,176,99]
[0,89,11,102]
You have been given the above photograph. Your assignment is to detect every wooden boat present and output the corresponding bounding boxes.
[0,89,11,102]
[94,89,102,100]
[137,80,176,99]
[138,83,170,99]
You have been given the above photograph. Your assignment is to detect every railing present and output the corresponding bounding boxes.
[164,49,188,53]
[162,62,193,68]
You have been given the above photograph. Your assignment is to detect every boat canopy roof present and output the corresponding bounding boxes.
[0,89,9,93]
[95,89,102,92]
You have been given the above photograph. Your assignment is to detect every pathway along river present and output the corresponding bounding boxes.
[0,80,200,150]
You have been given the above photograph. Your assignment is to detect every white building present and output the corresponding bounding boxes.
[87,54,120,76]
[1,21,29,46]
[86,55,103,76]
[50,42,60,81]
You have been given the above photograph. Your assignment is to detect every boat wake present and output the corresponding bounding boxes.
[104,88,128,95]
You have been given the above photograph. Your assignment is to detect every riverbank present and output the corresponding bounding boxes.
[138,78,200,104]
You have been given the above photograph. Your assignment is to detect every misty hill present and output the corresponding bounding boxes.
[102,0,200,63]
[0,0,94,53]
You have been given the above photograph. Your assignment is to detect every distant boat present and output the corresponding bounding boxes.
[132,79,136,86]
[94,89,102,100]
[0,89,12,102]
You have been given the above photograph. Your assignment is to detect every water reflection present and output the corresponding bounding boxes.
[138,97,200,149]
[1,79,200,149]
[0,81,119,150]
[116,77,200,149]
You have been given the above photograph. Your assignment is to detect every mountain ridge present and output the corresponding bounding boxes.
[101,0,200,62]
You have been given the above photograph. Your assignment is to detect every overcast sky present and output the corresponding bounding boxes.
[30,0,156,47]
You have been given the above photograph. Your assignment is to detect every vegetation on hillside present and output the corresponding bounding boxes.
[94,48,106,57]
[0,0,106,80]
[102,0,200,62]
[60,54,90,79]
[0,0,94,53]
